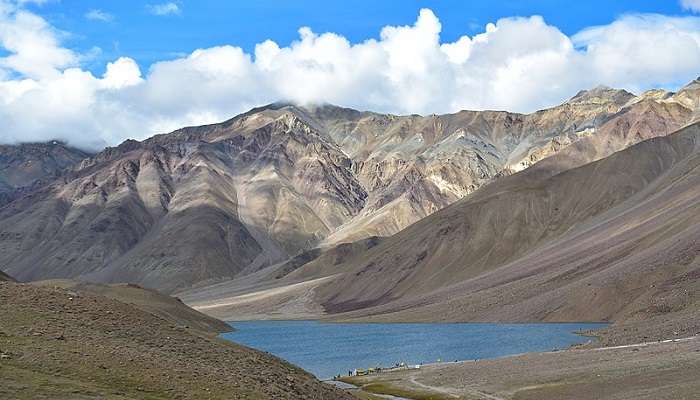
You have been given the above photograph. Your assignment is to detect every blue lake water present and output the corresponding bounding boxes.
[221,320,607,379]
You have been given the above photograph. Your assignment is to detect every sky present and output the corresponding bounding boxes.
[28,0,685,72]
[2,0,700,149]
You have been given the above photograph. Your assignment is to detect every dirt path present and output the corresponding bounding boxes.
[407,376,461,398]
[409,375,506,400]
[586,335,698,351]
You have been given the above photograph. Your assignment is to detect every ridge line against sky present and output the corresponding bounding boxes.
[1,0,700,149]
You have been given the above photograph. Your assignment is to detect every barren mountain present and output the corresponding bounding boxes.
[1,80,698,292]
[317,122,700,324]
[0,108,366,292]
[186,121,700,345]
[0,141,90,206]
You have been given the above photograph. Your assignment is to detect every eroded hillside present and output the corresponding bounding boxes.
[1,80,698,292]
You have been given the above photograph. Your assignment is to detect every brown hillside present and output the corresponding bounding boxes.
[0,281,354,399]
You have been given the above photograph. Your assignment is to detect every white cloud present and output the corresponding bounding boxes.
[85,9,113,22]
[0,6,78,79]
[101,57,142,89]
[573,14,700,90]
[681,0,700,12]
[1,6,700,151]
[146,2,180,16]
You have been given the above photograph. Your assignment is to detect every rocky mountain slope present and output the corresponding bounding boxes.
[0,141,90,206]
[0,269,13,282]
[187,120,700,345]
[316,122,700,326]
[0,281,354,399]
[1,80,698,292]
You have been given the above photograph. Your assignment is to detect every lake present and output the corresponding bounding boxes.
[221,320,607,380]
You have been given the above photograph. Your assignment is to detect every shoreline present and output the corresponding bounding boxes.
[341,335,700,400]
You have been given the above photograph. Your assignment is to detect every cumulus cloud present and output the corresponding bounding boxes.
[573,14,700,90]
[0,5,78,79]
[85,9,113,22]
[101,57,143,89]
[1,4,700,150]
[146,2,180,16]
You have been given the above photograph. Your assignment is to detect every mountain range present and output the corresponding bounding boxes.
[1,78,699,330]
[181,119,700,344]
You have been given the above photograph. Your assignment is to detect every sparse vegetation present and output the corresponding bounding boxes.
[0,282,354,400]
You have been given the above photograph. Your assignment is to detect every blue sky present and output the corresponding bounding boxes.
[3,0,700,148]
[29,0,686,75]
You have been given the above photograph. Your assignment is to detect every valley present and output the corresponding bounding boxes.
[3,2,700,399]
[1,80,700,400]
[183,104,700,349]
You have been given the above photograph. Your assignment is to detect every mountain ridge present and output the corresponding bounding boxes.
[1,81,698,293]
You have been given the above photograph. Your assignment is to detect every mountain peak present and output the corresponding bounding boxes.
[679,76,700,91]
[568,85,635,106]
[670,76,700,109]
